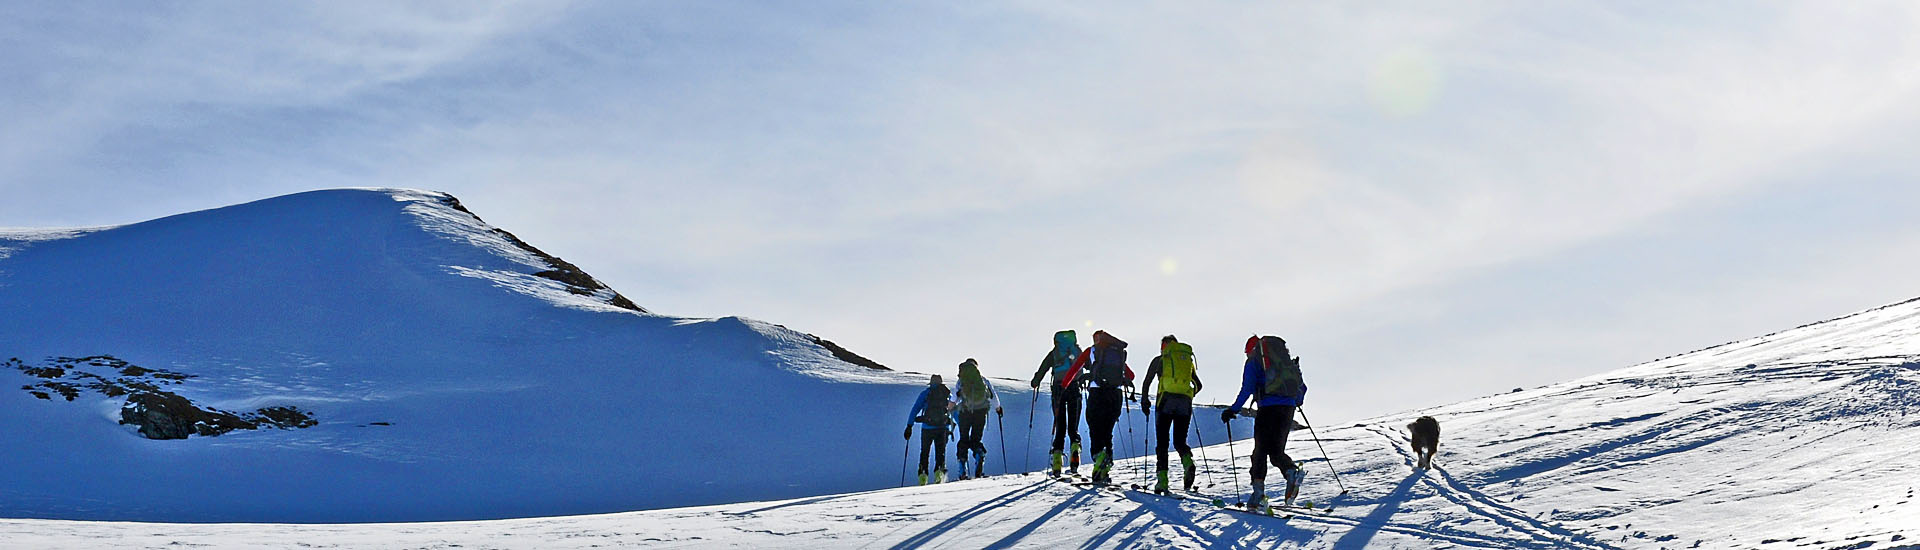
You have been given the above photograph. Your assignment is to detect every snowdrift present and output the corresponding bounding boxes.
[0,189,1241,522]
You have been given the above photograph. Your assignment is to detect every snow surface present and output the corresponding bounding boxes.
[12,293,1919,549]
[0,189,1244,523]
[7,189,1919,548]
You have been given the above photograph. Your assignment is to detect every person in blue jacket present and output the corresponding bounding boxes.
[1223,335,1308,509]
[905,374,958,485]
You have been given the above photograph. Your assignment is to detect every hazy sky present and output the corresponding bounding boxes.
[5,1,1920,424]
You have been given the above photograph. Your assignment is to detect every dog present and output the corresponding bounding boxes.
[1408,416,1440,470]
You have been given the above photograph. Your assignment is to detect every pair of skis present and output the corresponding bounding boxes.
[1049,474,1332,518]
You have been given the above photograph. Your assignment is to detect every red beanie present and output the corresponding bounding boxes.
[1245,336,1260,354]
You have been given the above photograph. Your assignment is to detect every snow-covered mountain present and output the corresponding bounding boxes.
[12,292,1914,549]
[0,189,1243,523]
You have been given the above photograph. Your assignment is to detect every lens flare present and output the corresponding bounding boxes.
[1368,48,1442,117]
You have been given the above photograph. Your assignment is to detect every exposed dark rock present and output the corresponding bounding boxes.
[11,355,317,440]
[757,323,888,371]
[808,335,889,371]
[118,391,318,440]
[255,406,318,429]
[432,193,648,314]
[121,391,247,439]
[21,366,64,379]
[42,382,79,401]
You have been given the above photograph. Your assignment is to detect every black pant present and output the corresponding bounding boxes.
[1155,394,1194,471]
[1249,405,1297,482]
[956,408,989,467]
[1084,386,1123,463]
[1049,388,1083,453]
[918,427,949,474]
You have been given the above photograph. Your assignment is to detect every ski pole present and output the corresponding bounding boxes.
[1139,389,1150,483]
[1125,386,1137,481]
[900,433,911,487]
[997,410,1008,476]
[1297,407,1349,496]
[1027,389,1037,474]
[1120,388,1132,482]
[1224,416,1242,501]
[1194,416,1214,488]
[1135,387,1149,482]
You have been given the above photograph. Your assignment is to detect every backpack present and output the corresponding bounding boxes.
[918,384,953,425]
[957,361,991,412]
[1048,331,1079,382]
[1092,345,1129,387]
[1159,343,1198,397]
[1258,336,1305,400]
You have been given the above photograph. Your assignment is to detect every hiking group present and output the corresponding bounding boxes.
[904,329,1316,512]
[904,358,1002,485]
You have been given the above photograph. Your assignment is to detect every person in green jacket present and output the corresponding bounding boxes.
[1140,335,1204,493]
[952,358,1003,480]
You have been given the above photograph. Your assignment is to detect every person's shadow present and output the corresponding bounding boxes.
[1330,472,1422,550]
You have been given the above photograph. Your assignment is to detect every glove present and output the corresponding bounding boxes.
[995,406,1004,417]
[1142,402,1152,417]
[1030,380,1041,390]
[904,427,912,440]
[1220,408,1237,424]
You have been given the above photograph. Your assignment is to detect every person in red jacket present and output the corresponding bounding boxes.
[1061,330,1134,484]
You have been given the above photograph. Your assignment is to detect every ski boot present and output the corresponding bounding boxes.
[1070,442,1083,474]
[974,456,985,479]
[1246,480,1268,513]
[917,471,929,486]
[1153,469,1170,494]
[1091,451,1110,484]
[934,469,947,484]
[1283,468,1305,507]
[1181,455,1197,491]
[1049,451,1063,476]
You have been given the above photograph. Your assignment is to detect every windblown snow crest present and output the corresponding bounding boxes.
[412,192,646,314]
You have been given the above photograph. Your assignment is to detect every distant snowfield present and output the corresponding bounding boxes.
[9,297,1920,547]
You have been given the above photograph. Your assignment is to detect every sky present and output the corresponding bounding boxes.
[5,1,1920,425]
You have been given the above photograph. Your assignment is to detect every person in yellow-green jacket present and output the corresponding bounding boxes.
[952,358,1003,480]
[1140,334,1204,493]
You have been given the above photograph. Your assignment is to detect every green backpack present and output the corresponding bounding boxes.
[1159,343,1198,397]
[1258,336,1305,400]
[957,360,992,412]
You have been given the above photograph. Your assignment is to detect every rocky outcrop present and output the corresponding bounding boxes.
[10,356,316,440]
[808,335,889,371]
[431,194,647,313]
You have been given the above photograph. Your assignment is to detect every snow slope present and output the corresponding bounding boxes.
[0,189,1242,523]
[10,295,1916,549]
